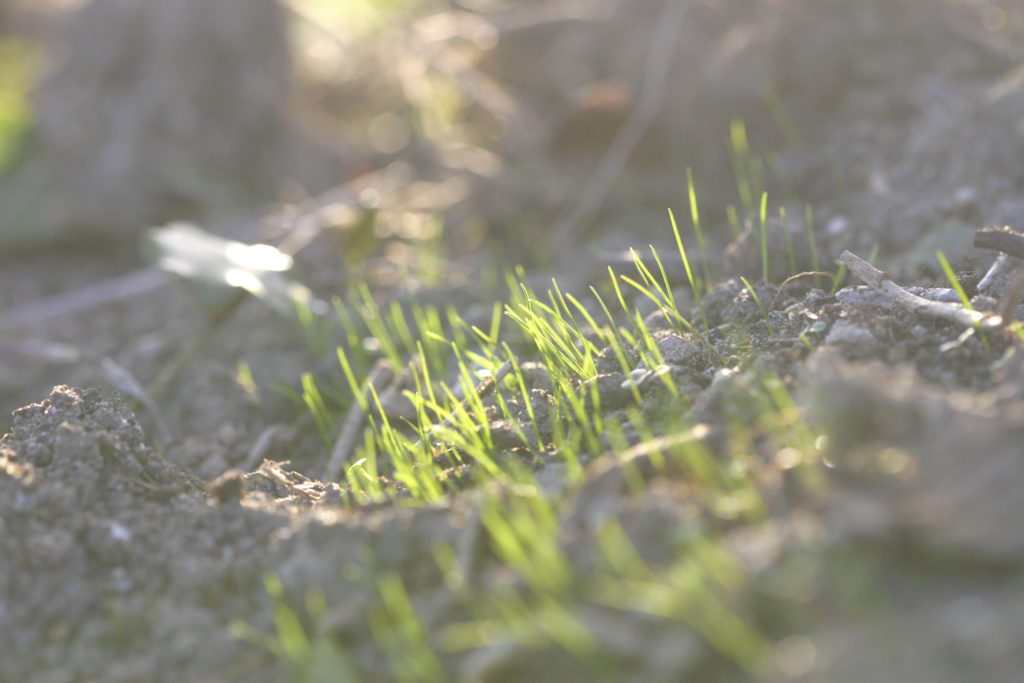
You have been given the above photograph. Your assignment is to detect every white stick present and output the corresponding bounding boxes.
[839,250,1001,329]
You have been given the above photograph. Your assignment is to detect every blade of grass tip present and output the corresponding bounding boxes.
[608,265,631,317]
[867,243,880,265]
[780,207,796,276]
[938,249,989,350]
[301,372,335,448]
[937,251,974,309]
[751,155,766,202]
[759,191,769,283]
[366,382,419,497]
[608,267,653,350]
[544,286,598,372]
[628,248,672,306]
[355,283,395,364]
[388,299,417,358]
[631,310,677,398]
[730,118,753,212]
[726,205,741,239]
[451,345,496,448]
[830,262,847,295]
[503,344,546,452]
[551,279,582,332]
[805,205,820,289]
[332,296,362,360]
[487,300,503,345]
[264,573,312,664]
[649,245,676,311]
[416,341,438,405]
[584,287,640,373]
[621,275,669,320]
[445,304,471,350]
[687,168,712,289]
[337,346,369,411]
[564,291,613,348]
[668,208,709,330]
[524,302,586,377]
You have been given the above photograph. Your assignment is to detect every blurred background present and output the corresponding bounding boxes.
[2,0,1023,263]
[2,0,1024,430]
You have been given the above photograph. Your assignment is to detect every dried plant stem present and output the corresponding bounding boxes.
[839,250,1000,329]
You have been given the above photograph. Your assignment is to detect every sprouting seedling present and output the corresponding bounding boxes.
[937,250,989,350]
[687,167,712,289]
[301,372,335,448]
[726,204,741,239]
[739,277,773,336]
[830,263,846,295]
[759,191,770,283]
[669,208,709,330]
[369,572,445,683]
[805,205,821,289]
[230,573,356,680]
[780,206,796,276]
[729,118,754,213]
[829,240,869,295]
[936,250,973,309]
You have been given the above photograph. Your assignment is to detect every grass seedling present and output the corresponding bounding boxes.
[368,572,444,683]
[726,204,741,239]
[295,296,335,359]
[301,372,335,448]
[759,191,770,283]
[230,574,357,683]
[729,118,755,213]
[356,282,404,370]
[831,242,873,295]
[780,206,796,276]
[936,250,973,310]
[588,522,771,675]
[937,250,989,350]
[669,208,709,330]
[687,167,712,289]
[235,360,260,403]
[332,296,364,362]
[805,204,821,289]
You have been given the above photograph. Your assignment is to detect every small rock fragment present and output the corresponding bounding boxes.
[656,334,701,366]
[824,320,876,347]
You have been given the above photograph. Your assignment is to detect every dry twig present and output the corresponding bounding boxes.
[769,271,835,311]
[974,227,1024,260]
[839,250,1001,329]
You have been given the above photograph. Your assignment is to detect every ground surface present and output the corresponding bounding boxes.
[3,1,1024,681]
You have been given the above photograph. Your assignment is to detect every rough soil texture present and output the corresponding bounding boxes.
[4,1,1024,681]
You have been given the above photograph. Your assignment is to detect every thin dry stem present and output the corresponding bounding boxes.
[839,250,1001,329]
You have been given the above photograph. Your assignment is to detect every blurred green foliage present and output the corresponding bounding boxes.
[0,38,35,175]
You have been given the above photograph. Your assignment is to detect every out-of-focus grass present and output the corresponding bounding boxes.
[287,0,417,36]
[0,38,37,175]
